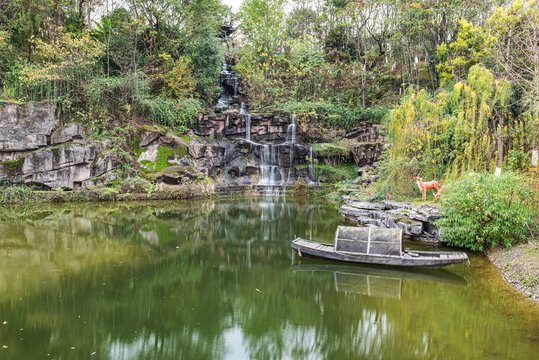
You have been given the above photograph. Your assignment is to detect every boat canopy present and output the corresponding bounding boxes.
[334,226,403,257]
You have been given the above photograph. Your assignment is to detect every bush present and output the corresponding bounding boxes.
[185,26,223,102]
[376,155,420,199]
[87,75,201,130]
[436,172,535,251]
[163,57,197,99]
[87,75,147,120]
[315,164,356,183]
[0,184,32,204]
[136,97,201,130]
[282,101,388,131]
[506,150,528,172]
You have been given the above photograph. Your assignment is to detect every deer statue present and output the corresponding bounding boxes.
[414,169,440,201]
[434,184,448,201]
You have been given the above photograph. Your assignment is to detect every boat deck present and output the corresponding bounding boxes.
[295,239,334,252]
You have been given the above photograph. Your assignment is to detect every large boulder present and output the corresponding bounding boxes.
[0,102,56,152]
[341,199,443,243]
[0,142,116,189]
[188,137,226,159]
[159,166,203,185]
[138,129,162,148]
[50,123,86,145]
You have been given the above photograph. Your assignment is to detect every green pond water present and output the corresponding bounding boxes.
[0,198,537,360]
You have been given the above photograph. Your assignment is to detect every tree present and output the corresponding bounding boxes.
[486,0,539,118]
[238,0,287,55]
[163,56,197,99]
[436,19,489,86]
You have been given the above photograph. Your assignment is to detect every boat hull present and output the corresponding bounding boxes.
[291,238,468,268]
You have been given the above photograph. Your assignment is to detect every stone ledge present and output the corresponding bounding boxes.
[341,198,444,243]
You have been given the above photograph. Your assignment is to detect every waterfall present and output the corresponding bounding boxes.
[240,104,251,142]
[245,114,251,141]
[286,114,296,144]
[308,146,318,185]
[228,112,308,195]
[254,114,300,192]
[213,61,239,112]
[258,144,285,196]
[285,114,296,184]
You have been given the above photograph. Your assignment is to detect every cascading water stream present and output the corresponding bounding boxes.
[245,115,251,142]
[286,114,296,144]
[240,103,251,142]
[214,62,239,113]
[239,112,297,193]
[308,146,318,185]
[286,114,296,185]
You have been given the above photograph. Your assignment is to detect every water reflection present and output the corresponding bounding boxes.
[293,262,467,298]
[0,199,537,360]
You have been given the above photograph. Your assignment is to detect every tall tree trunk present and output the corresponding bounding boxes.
[361,62,366,108]
[495,114,503,176]
[496,0,515,176]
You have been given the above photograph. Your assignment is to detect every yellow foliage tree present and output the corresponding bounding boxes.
[17,28,105,101]
[382,65,525,197]
[163,57,197,99]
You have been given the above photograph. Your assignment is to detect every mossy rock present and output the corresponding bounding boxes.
[313,142,354,164]
[1,157,25,175]
[315,164,356,183]
[141,145,189,173]
[159,166,203,185]
[143,124,167,133]
[181,134,191,145]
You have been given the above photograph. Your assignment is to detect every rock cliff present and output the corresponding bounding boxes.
[0,102,386,190]
[0,102,116,189]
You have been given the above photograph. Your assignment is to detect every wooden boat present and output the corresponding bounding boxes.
[291,226,468,268]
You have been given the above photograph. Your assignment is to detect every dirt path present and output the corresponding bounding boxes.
[487,241,539,302]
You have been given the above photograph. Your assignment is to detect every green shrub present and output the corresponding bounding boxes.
[436,172,535,251]
[135,97,201,129]
[0,184,32,204]
[282,101,388,130]
[376,154,420,199]
[506,150,528,172]
[313,142,354,164]
[87,75,200,130]
[315,164,356,183]
[163,57,197,99]
[185,26,223,102]
[87,75,148,120]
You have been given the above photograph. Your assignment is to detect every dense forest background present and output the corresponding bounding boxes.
[0,0,537,185]
[0,0,537,250]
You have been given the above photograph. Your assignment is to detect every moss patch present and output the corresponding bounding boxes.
[143,124,167,133]
[315,164,356,183]
[313,142,353,163]
[1,157,25,174]
[141,145,188,173]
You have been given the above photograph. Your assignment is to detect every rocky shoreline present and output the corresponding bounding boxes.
[340,197,444,243]
[487,242,539,303]
[340,197,539,303]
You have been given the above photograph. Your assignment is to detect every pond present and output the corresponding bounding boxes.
[0,198,537,359]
